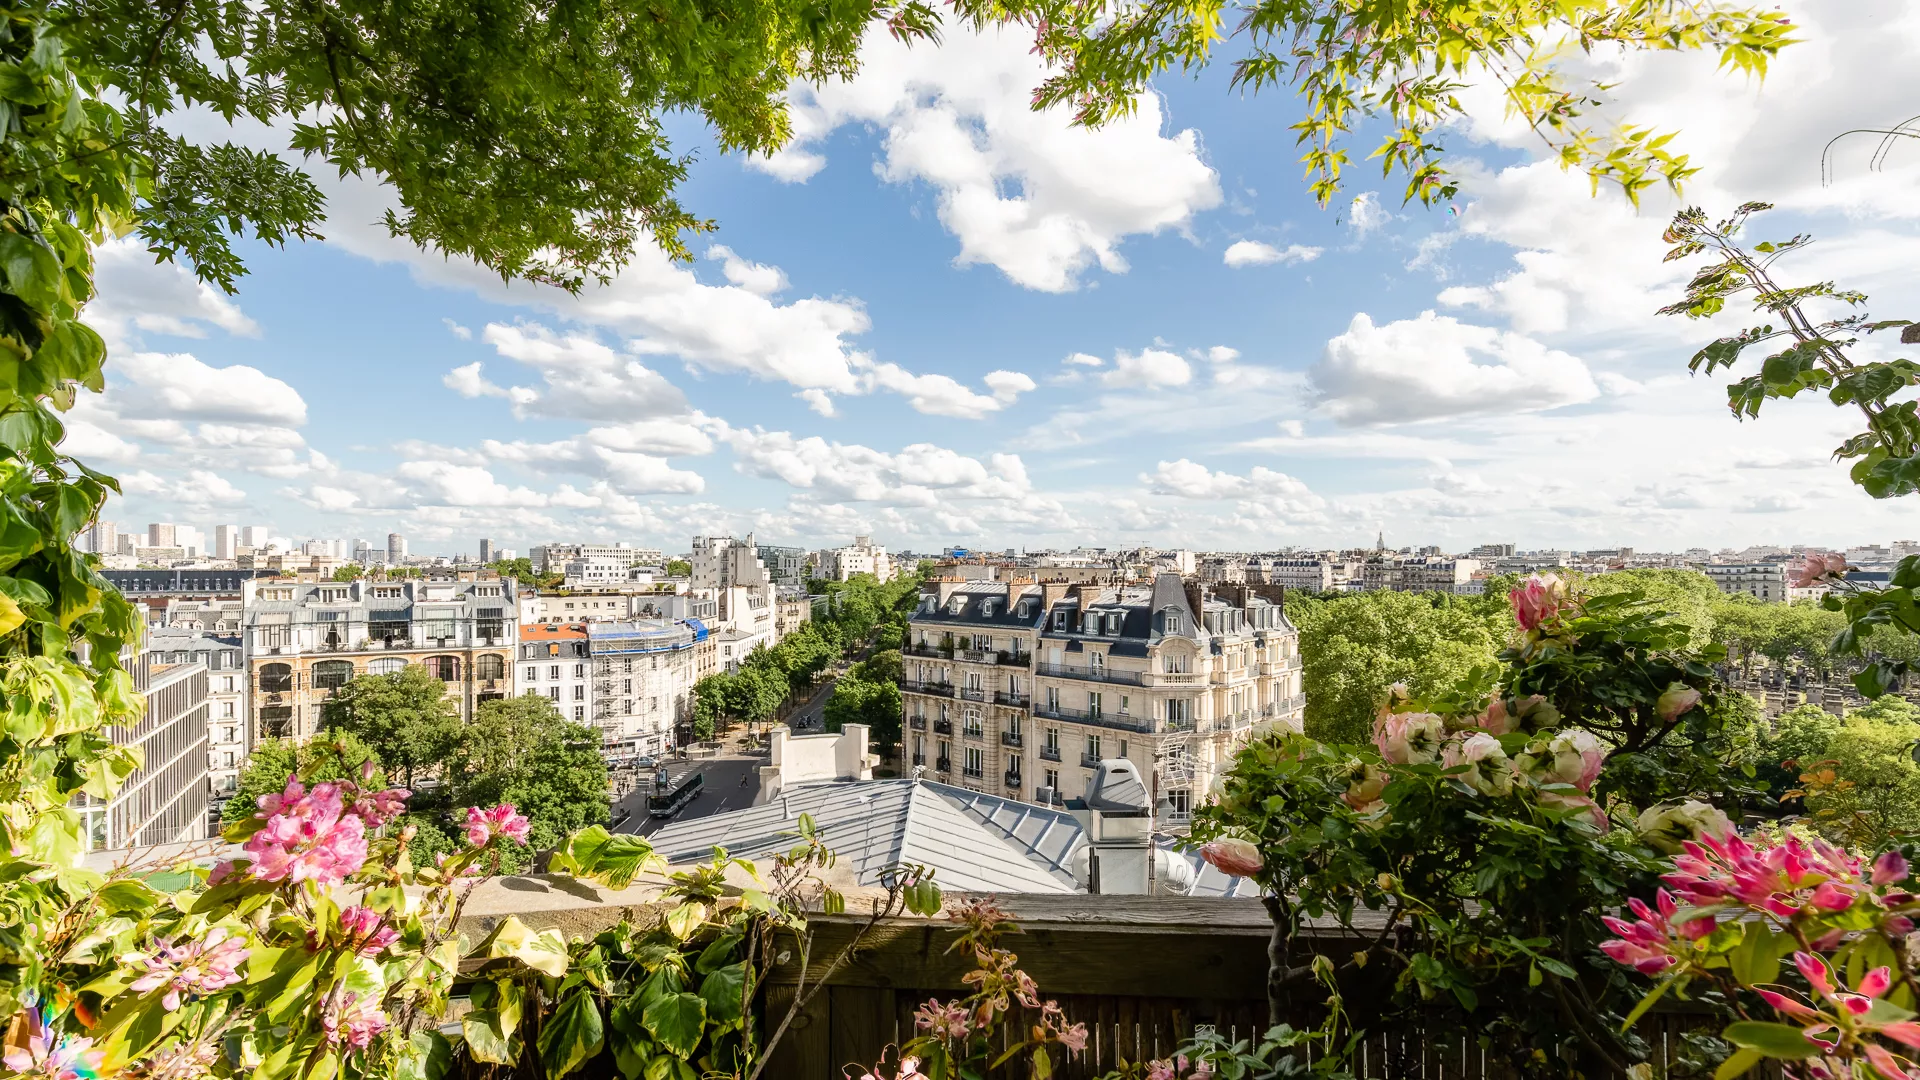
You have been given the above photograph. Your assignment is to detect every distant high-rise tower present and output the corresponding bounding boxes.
[148,523,176,548]
[89,520,115,554]
[479,538,496,563]
[213,524,238,559]
[1375,530,1386,552]
[240,525,270,549]
[387,532,408,564]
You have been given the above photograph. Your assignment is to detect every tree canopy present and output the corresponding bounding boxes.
[321,664,463,787]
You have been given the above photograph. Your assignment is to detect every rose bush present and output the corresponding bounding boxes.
[1188,572,1761,1076]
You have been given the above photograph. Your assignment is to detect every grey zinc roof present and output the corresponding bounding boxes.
[645,779,1082,893]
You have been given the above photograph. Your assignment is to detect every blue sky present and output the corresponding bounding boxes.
[78,1,1920,556]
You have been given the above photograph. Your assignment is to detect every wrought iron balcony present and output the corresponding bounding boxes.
[1000,731,1023,748]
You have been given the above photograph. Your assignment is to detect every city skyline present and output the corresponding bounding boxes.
[72,0,1920,552]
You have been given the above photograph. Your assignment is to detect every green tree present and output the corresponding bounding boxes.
[330,564,363,582]
[1799,714,1920,848]
[954,0,1791,208]
[455,695,609,867]
[1584,568,1725,650]
[692,672,735,738]
[1288,589,1512,743]
[321,665,463,788]
[822,674,903,750]
[665,559,692,577]
[225,732,381,823]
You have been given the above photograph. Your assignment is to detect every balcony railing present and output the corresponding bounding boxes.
[1079,751,1103,768]
[962,765,983,779]
[994,690,1030,708]
[932,719,952,735]
[1004,771,1022,788]
[1039,746,1062,762]
[1029,702,1154,734]
[903,643,949,659]
[957,686,987,702]
[1144,671,1199,686]
[1034,662,1145,687]
[935,757,951,773]
[902,680,954,698]
[908,715,927,731]
[911,753,925,767]
[962,725,984,741]
[1000,731,1023,748]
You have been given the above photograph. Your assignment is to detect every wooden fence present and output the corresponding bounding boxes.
[759,894,1731,1079]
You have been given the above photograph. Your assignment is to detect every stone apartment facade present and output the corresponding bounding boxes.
[519,622,594,726]
[901,574,1305,825]
[146,628,248,816]
[587,620,705,755]
[242,578,518,740]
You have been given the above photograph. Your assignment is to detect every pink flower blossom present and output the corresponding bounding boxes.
[1658,828,1879,920]
[1750,953,1920,1076]
[1054,1021,1089,1055]
[349,786,411,828]
[1472,697,1515,735]
[464,804,532,847]
[1373,712,1444,765]
[1872,851,1910,887]
[1509,574,1568,633]
[137,1041,219,1080]
[1790,552,1849,589]
[855,1057,926,1080]
[127,928,250,1011]
[2,1013,102,1080]
[1522,728,1606,793]
[242,780,369,887]
[1198,837,1263,877]
[331,905,401,956]
[912,998,972,1040]
[1655,683,1702,723]
[1599,889,1709,975]
[321,992,389,1050]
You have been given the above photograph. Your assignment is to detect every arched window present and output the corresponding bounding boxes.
[367,657,407,676]
[312,660,354,691]
[476,654,505,682]
[259,663,293,694]
[425,655,461,682]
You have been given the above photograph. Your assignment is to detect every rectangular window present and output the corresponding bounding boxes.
[965,747,983,776]
[1053,612,1066,630]
[1168,698,1191,723]
[1088,692,1102,719]
[963,710,982,737]
[548,687,560,700]
[1045,768,1059,791]
[1086,734,1101,759]
[1045,687,1059,712]
[1090,652,1105,673]
[623,680,633,694]
[549,665,561,679]
[1119,695,1130,714]
[574,663,585,677]
[573,685,585,700]
[525,667,538,681]
[1045,728,1059,751]
[574,706,585,721]
[1119,739,1128,758]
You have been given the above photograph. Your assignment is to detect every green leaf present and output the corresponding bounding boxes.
[698,962,747,1025]
[1619,976,1674,1033]
[1728,922,1786,987]
[550,825,663,888]
[641,991,707,1059]
[95,879,162,914]
[662,902,703,941]
[0,231,62,308]
[1722,1021,1820,1059]
[537,991,605,1079]
[480,915,570,977]
[694,932,742,974]
[461,1009,519,1066]
[395,1031,453,1080]
[1714,1047,1764,1079]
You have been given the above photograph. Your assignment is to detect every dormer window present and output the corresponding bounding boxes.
[980,600,995,618]
[1053,611,1067,630]
[1106,613,1122,635]
[948,598,965,615]
[1166,613,1182,635]
[1017,601,1030,619]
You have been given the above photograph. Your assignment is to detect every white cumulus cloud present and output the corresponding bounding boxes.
[1223,240,1322,267]
[1311,311,1598,425]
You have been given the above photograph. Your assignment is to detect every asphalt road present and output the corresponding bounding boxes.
[609,753,762,836]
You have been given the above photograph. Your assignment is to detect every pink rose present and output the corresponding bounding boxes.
[1540,791,1610,832]
[1374,712,1445,765]
[1655,683,1702,722]
[1472,697,1515,735]
[1198,837,1263,877]
[1342,763,1388,813]
[1509,574,1567,633]
[1442,733,1514,796]
[1789,551,1848,589]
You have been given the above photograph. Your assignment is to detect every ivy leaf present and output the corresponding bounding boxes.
[394,1030,453,1080]
[536,991,605,1079]
[480,914,570,977]
[1714,1047,1765,1080]
[461,1008,519,1065]
[641,991,707,1059]
[698,962,747,1025]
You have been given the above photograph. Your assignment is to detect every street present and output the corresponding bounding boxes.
[609,751,763,836]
